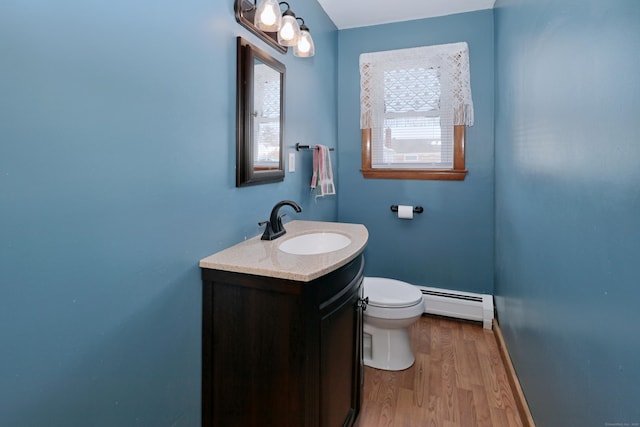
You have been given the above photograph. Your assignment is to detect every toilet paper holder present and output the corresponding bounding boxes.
[390,205,423,214]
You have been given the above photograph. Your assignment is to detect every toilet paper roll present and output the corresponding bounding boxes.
[397,205,414,220]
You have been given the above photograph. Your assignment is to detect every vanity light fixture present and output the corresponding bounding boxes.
[254,0,282,32]
[277,4,301,47]
[235,0,315,57]
[293,18,314,58]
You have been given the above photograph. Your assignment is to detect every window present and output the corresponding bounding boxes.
[359,42,474,180]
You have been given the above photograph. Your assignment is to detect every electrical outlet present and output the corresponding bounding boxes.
[288,152,295,172]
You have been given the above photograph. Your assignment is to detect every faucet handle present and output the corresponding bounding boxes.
[259,220,275,240]
[276,213,288,230]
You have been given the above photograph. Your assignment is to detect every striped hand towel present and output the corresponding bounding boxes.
[311,145,335,198]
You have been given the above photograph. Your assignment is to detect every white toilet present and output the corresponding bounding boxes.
[362,277,424,371]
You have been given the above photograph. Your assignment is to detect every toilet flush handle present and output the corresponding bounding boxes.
[358,296,369,311]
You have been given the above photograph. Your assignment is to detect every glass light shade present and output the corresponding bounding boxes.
[277,14,300,47]
[254,0,282,32]
[293,29,315,57]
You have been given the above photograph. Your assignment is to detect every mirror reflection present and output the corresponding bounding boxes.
[253,60,281,171]
[236,37,285,187]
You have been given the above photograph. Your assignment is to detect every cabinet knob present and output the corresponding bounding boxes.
[358,296,369,311]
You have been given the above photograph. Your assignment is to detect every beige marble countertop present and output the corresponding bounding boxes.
[199,220,368,282]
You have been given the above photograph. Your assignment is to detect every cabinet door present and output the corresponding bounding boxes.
[319,278,363,427]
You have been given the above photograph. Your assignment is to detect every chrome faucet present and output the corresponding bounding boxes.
[259,200,302,240]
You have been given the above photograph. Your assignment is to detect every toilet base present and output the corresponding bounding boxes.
[363,323,415,371]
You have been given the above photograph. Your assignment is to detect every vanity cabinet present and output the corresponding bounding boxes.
[201,254,364,427]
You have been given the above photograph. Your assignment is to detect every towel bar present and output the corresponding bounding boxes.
[295,143,334,152]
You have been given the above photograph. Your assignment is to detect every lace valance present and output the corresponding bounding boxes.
[359,42,474,129]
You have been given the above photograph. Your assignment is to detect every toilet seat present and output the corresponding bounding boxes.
[364,277,423,308]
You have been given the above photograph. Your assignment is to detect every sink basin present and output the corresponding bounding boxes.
[278,232,351,255]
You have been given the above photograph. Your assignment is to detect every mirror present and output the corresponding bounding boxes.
[236,37,286,187]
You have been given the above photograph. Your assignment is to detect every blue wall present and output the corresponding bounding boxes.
[337,11,495,294]
[0,0,337,425]
[494,0,640,425]
[4,0,638,424]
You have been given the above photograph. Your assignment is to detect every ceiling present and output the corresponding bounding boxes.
[317,0,496,29]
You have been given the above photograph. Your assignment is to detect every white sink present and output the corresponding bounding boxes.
[278,232,351,255]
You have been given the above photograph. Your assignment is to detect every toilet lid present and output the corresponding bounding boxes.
[363,277,423,308]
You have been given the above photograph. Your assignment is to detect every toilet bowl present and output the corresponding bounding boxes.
[362,277,424,371]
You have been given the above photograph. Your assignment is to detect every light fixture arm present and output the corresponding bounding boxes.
[241,1,292,16]
[295,17,310,35]
[279,1,292,13]
[239,0,256,13]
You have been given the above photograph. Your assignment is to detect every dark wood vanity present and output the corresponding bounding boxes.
[201,252,365,427]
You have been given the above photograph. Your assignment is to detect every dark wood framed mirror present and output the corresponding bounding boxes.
[236,37,286,187]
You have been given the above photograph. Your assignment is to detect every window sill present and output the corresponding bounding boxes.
[360,168,468,181]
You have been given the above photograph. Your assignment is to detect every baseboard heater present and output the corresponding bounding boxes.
[417,286,494,329]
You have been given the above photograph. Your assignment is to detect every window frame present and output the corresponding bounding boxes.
[359,42,473,181]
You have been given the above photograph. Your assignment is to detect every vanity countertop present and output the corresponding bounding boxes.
[199,220,368,282]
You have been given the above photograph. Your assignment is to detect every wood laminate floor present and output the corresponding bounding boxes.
[356,315,523,427]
